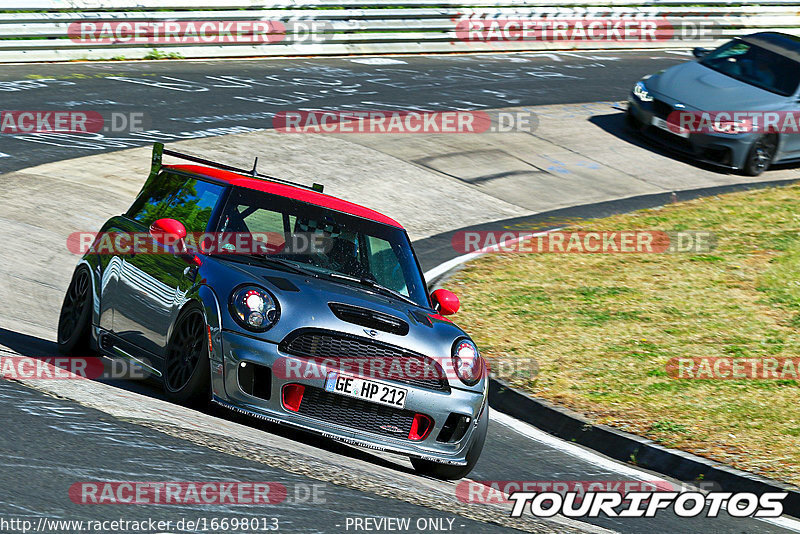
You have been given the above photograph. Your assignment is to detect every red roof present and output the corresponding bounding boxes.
[165,164,403,229]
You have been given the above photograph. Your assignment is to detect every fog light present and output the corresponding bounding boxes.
[409,413,433,441]
[282,384,305,412]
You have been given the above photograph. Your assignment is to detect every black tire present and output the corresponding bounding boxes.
[411,405,489,480]
[57,266,93,355]
[625,108,640,131]
[743,135,777,177]
[163,304,210,406]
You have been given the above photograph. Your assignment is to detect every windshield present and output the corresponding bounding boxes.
[700,39,800,97]
[216,187,429,307]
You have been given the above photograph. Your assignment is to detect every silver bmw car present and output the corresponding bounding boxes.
[628,32,800,176]
[57,143,488,479]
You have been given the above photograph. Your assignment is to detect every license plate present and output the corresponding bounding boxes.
[325,372,407,409]
[651,116,689,138]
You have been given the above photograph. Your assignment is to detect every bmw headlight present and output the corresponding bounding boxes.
[633,81,653,103]
[229,286,279,332]
[710,118,752,135]
[452,339,484,386]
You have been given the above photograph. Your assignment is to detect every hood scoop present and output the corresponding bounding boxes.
[264,276,300,292]
[329,302,410,336]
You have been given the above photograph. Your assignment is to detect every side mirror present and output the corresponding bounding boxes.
[692,47,710,59]
[149,218,186,247]
[431,288,460,316]
[149,218,202,267]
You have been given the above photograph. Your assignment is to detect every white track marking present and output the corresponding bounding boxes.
[558,52,620,61]
[524,53,563,61]
[491,410,800,531]
[426,237,800,531]
[424,229,561,283]
[349,57,407,65]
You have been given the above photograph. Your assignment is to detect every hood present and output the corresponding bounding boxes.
[205,257,468,361]
[646,61,792,111]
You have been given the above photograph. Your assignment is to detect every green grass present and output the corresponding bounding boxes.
[143,49,185,60]
[450,183,800,486]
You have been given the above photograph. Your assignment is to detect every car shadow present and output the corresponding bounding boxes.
[590,110,800,174]
[0,326,420,477]
[588,111,739,175]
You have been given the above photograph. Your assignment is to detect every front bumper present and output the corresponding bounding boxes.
[627,95,758,170]
[211,329,487,465]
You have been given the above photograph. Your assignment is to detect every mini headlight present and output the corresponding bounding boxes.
[452,339,483,386]
[229,286,279,332]
[633,81,653,103]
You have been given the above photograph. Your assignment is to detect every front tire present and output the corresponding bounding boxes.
[411,406,488,480]
[743,135,777,176]
[57,266,92,355]
[625,108,641,132]
[163,304,210,406]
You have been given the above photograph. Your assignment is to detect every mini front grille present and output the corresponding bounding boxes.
[280,330,449,392]
[297,385,417,439]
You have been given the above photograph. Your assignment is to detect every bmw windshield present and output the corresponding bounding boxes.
[700,39,800,96]
[215,187,429,307]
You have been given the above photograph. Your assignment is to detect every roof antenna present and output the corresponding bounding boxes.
[251,157,259,177]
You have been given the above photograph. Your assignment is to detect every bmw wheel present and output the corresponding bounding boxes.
[57,266,93,355]
[744,135,777,176]
[164,304,210,406]
[625,108,641,131]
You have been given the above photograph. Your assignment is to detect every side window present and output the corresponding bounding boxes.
[366,236,407,295]
[127,172,185,226]
[160,178,224,232]
[237,207,296,255]
[241,208,294,234]
[716,42,750,60]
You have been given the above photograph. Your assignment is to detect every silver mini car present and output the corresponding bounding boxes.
[57,143,488,479]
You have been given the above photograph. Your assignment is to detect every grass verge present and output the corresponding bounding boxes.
[450,183,800,486]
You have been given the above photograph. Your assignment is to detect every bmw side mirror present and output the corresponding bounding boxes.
[693,47,710,59]
[431,288,460,316]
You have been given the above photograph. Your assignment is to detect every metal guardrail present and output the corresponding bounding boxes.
[2,1,800,62]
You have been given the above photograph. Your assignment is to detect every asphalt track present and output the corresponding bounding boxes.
[1,50,685,174]
[1,51,799,534]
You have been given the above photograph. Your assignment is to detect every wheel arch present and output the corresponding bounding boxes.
[166,285,226,397]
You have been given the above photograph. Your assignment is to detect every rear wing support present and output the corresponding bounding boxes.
[149,142,324,193]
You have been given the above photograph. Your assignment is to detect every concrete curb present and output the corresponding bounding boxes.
[424,178,800,518]
[488,378,800,518]
[416,175,800,273]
